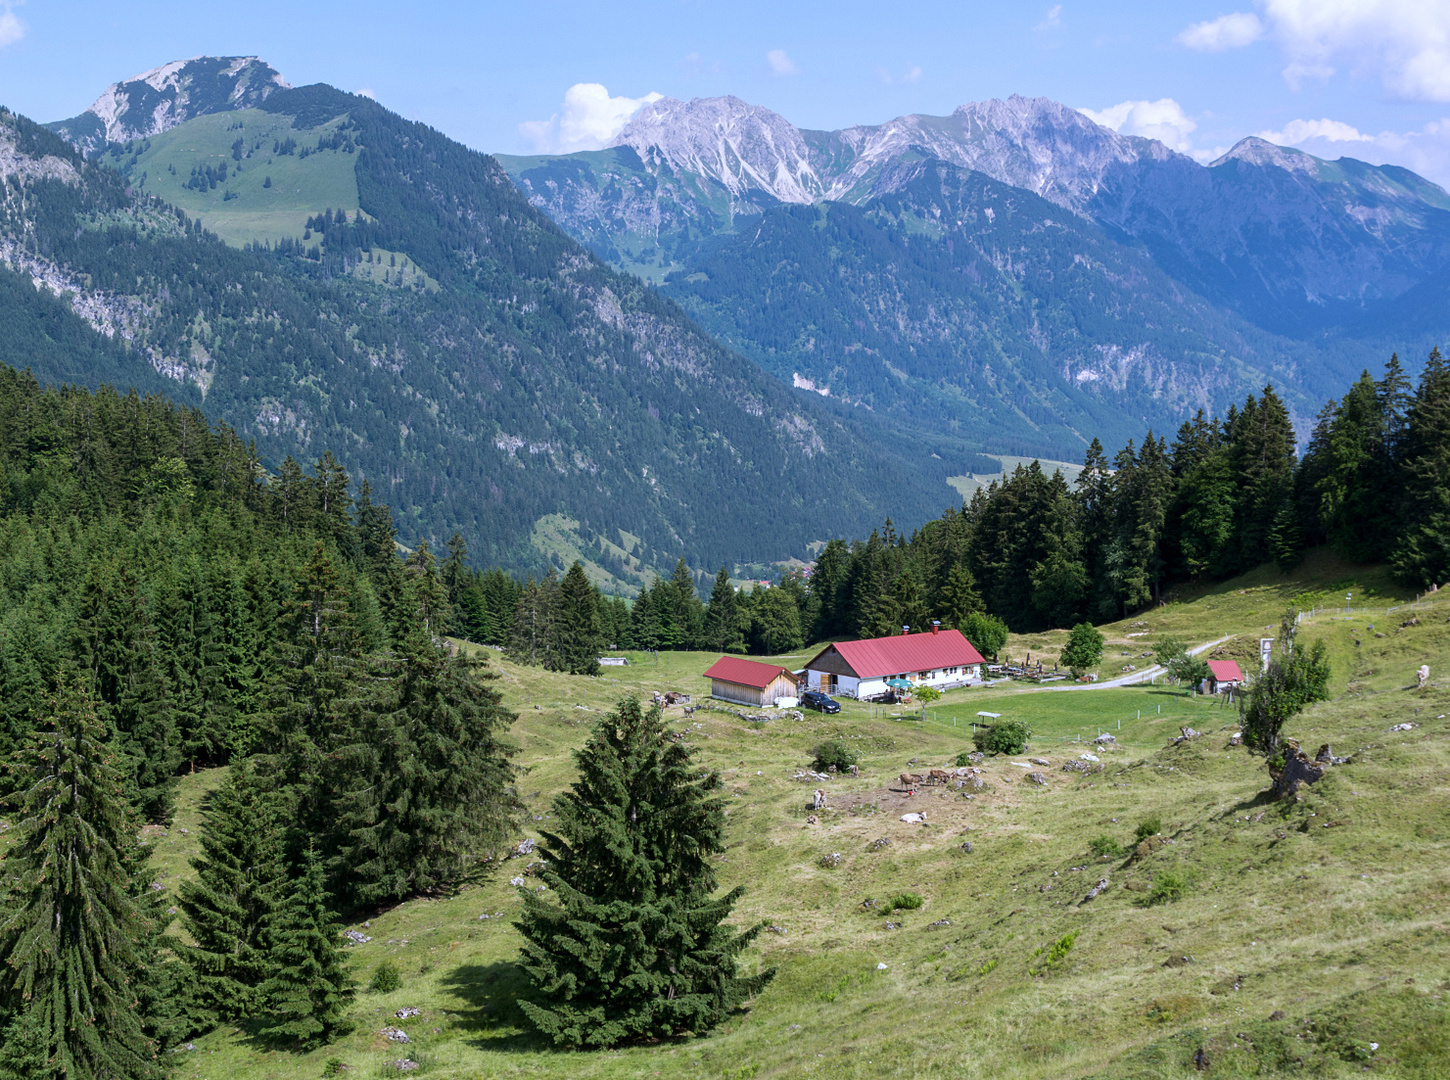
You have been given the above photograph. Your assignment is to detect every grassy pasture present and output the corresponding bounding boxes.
[121,109,361,247]
[147,556,1450,1078]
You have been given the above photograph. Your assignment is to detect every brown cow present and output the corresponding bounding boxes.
[899,772,924,791]
[926,768,950,786]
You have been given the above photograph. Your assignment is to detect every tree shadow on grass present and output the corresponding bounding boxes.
[438,962,554,1053]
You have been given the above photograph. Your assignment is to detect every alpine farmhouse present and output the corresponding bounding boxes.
[803,625,986,699]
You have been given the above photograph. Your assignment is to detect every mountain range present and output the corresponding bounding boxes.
[0,59,964,590]
[2,58,1445,583]
[499,94,1450,450]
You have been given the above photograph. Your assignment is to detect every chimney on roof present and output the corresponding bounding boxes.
[901,625,910,635]
[931,620,940,635]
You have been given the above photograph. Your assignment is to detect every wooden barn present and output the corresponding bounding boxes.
[702,656,801,707]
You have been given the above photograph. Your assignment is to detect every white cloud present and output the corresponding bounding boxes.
[0,2,25,48]
[519,83,664,154]
[1078,98,1198,153]
[1177,2,1450,101]
[1176,11,1264,51]
[766,49,799,76]
[1035,4,1064,32]
[355,87,376,100]
[1256,117,1372,143]
[876,63,923,85]
[1247,115,1450,188]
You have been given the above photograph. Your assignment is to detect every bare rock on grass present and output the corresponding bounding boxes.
[1025,771,1048,786]
[1268,742,1329,800]
[1081,878,1110,903]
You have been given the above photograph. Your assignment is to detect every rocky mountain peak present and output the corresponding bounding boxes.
[48,56,290,156]
[610,95,824,203]
[1210,136,1321,175]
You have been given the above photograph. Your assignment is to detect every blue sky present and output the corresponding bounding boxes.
[4,1,1450,182]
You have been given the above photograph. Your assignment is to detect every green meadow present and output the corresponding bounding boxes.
[148,556,1450,1078]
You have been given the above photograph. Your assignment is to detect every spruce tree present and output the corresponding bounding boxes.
[330,640,517,906]
[1393,348,1450,587]
[0,678,160,1079]
[516,698,774,1048]
[258,844,354,1047]
[553,561,602,675]
[178,758,284,1021]
[702,566,743,653]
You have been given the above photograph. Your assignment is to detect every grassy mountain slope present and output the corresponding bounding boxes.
[12,82,954,578]
[107,107,360,245]
[135,553,1450,1077]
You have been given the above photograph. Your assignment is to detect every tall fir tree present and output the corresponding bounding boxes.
[553,562,603,675]
[0,678,160,1080]
[258,844,354,1047]
[516,698,774,1048]
[330,641,517,906]
[1393,347,1450,586]
[178,758,284,1022]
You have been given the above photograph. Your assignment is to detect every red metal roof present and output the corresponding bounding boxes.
[806,629,985,679]
[1207,659,1244,682]
[703,656,800,689]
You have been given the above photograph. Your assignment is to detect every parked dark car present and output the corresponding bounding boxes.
[801,690,841,714]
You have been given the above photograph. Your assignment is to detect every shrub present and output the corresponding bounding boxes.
[1135,815,1163,841]
[812,739,858,771]
[1030,930,1079,973]
[973,720,1031,756]
[1088,835,1124,858]
[954,750,977,767]
[882,892,923,914]
[914,685,941,703]
[1142,871,1185,906]
[369,961,401,993]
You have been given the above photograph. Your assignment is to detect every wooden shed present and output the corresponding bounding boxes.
[702,656,801,707]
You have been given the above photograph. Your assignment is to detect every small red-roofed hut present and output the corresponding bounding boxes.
[1203,659,1245,695]
[703,656,801,707]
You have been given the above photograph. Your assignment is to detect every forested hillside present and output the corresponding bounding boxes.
[3,76,953,585]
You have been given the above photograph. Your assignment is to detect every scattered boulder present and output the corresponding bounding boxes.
[509,876,526,887]
[1268,742,1328,800]
[766,925,788,936]
[395,1007,420,1020]
[1389,722,1416,733]
[1081,878,1110,903]
[344,930,371,945]
[1025,771,1048,786]
[388,1061,418,1072]
[381,1026,410,1043]
[967,751,985,765]
[805,815,818,825]
[1029,757,1050,766]
[513,839,536,857]
[848,764,859,776]
[1062,760,1104,774]
[928,919,952,929]
[1079,752,1099,762]
[819,852,843,869]
[1227,731,1243,747]
[959,841,974,854]
[1092,733,1116,745]
[869,837,892,851]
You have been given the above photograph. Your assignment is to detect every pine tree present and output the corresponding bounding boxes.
[1392,347,1450,586]
[258,844,354,1047]
[0,678,160,1079]
[178,759,284,1021]
[330,642,517,906]
[516,698,774,1048]
[553,561,602,675]
[702,567,743,653]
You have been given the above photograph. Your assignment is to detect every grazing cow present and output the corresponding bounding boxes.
[927,768,950,786]
[899,772,924,792]
[812,788,828,810]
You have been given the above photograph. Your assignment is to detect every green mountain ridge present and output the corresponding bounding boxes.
[2,78,959,585]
